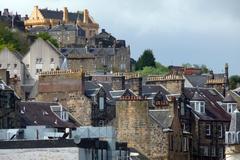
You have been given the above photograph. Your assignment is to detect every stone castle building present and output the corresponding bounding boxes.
[24,6,99,39]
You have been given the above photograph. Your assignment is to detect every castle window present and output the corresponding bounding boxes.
[7,64,10,69]
[14,64,17,68]
[99,97,104,110]
[0,64,2,68]
[227,103,237,113]
[205,124,211,136]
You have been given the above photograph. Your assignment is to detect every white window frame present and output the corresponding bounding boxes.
[206,124,211,136]
[227,103,237,113]
[99,97,104,110]
[200,146,209,156]
[183,137,188,151]
[192,101,205,113]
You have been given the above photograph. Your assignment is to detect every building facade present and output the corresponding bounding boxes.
[24,6,99,39]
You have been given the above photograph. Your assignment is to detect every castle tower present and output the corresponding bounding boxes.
[63,7,69,23]
[83,9,89,24]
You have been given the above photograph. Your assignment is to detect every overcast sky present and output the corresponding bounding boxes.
[1,0,240,75]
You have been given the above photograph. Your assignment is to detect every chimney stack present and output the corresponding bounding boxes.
[127,77,142,96]
[63,7,69,23]
[83,9,89,24]
[112,76,125,90]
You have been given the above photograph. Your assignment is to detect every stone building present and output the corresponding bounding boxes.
[0,8,25,31]
[0,48,24,80]
[0,80,20,129]
[184,88,231,160]
[61,48,95,72]
[115,91,190,160]
[36,70,92,126]
[24,6,99,39]
[21,38,65,99]
[184,63,229,96]
[48,24,86,48]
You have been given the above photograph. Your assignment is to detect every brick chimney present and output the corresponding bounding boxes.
[112,76,125,90]
[63,7,69,23]
[83,9,89,24]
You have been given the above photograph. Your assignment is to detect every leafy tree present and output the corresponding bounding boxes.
[136,49,156,70]
[36,32,59,48]
[229,75,240,89]
[0,23,29,54]
[137,62,169,76]
[200,64,209,73]
[182,63,192,68]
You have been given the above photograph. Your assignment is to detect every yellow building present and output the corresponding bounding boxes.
[24,6,99,38]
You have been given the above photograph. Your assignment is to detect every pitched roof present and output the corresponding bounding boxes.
[191,91,205,101]
[149,110,173,129]
[223,93,237,103]
[184,87,230,121]
[39,9,84,22]
[18,101,77,128]
[184,75,208,87]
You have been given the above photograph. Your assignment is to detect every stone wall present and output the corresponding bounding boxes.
[115,100,182,159]
[37,70,92,125]
[146,75,184,94]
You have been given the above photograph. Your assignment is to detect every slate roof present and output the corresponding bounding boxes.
[184,75,208,87]
[184,87,230,121]
[49,24,85,36]
[39,9,84,22]
[191,91,205,101]
[223,93,237,103]
[61,48,94,59]
[142,84,169,96]
[17,101,77,128]
[149,110,173,129]
[28,26,50,33]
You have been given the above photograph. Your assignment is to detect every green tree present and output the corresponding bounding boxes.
[137,62,169,76]
[0,23,29,54]
[229,75,240,89]
[136,49,156,70]
[36,32,59,48]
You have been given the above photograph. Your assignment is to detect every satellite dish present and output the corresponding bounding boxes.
[74,135,81,144]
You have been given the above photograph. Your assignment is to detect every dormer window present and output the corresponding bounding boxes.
[99,97,104,110]
[227,103,237,113]
[51,105,69,121]
[191,101,205,113]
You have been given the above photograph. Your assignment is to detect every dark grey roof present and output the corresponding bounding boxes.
[229,110,240,132]
[0,80,12,90]
[191,91,205,101]
[142,85,169,96]
[18,101,77,128]
[61,48,94,59]
[28,26,50,33]
[39,9,83,22]
[49,24,85,35]
[149,110,173,129]
[184,75,208,87]
[40,9,63,19]
[184,87,231,121]
[223,93,237,103]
